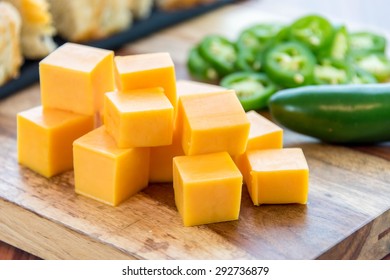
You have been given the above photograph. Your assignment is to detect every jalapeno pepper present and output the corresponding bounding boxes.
[269,84,390,144]
[235,30,263,72]
[289,14,333,53]
[198,35,237,76]
[352,52,390,82]
[187,46,219,82]
[350,31,387,54]
[264,41,316,88]
[314,59,353,85]
[220,72,277,111]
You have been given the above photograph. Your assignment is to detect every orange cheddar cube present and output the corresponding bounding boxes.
[245,110,283,150]
[114,53,177,108]
[178,90,250,156]
[149,127,184,183]
[17,106,94,178]
[241,148,309,206]
[104,88,174,148]
[173,152,243,226]
[73,126,150,206]
[149,80,231,183]
[235,111,283,171]
[40,43,115,115]
[175,80,227,131]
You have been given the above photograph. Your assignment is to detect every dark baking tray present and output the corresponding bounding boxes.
[0,0,236,100]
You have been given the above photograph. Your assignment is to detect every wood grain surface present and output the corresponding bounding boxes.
[0,0,390,260]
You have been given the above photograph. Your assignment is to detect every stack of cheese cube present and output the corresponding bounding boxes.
[17,43,309,227]
[234,111,309,207]
[16,43,112,178]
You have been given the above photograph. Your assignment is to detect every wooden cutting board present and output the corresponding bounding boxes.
[0,1,389,260]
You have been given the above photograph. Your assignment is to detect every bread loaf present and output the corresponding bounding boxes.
[156,0,217,11]
[0,2,23,86]
[48,0,132,42]
[128,0,154,19]
[4,0,57,59]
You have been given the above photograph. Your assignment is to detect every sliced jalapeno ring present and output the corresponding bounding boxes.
[314,59,353,85]
[248,23,284,40]
[235,50,262,72]
[318,25,350,61]
[289,14,334,52]
[264,41,316,88]
[198,35,237,76]
[187,46,219,82]
[350,31,387,54]
[220,72,277,111]
[236,30,262,53]
[237,23,284,54]
[330,26,350,60]
[352,52,390,82]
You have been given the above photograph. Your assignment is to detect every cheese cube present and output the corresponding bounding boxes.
[17,106,94,178]
[175,80,227,131]
[104,88,174,148]
[245,110,283,150]
[178,90,250,156]
[73,126,150,206]
[149,81,230,183]
[173,152,243,226]
[235,111,283,171]
[149,127,184,183]
[114,53,177,108]
[241,148,309,206]
[39,43,115,115]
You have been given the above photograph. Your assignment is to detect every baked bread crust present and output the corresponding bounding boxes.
[48,0,132,42]
[127,0,154,19]
[0,2,23,86]
[4,0,57,59]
